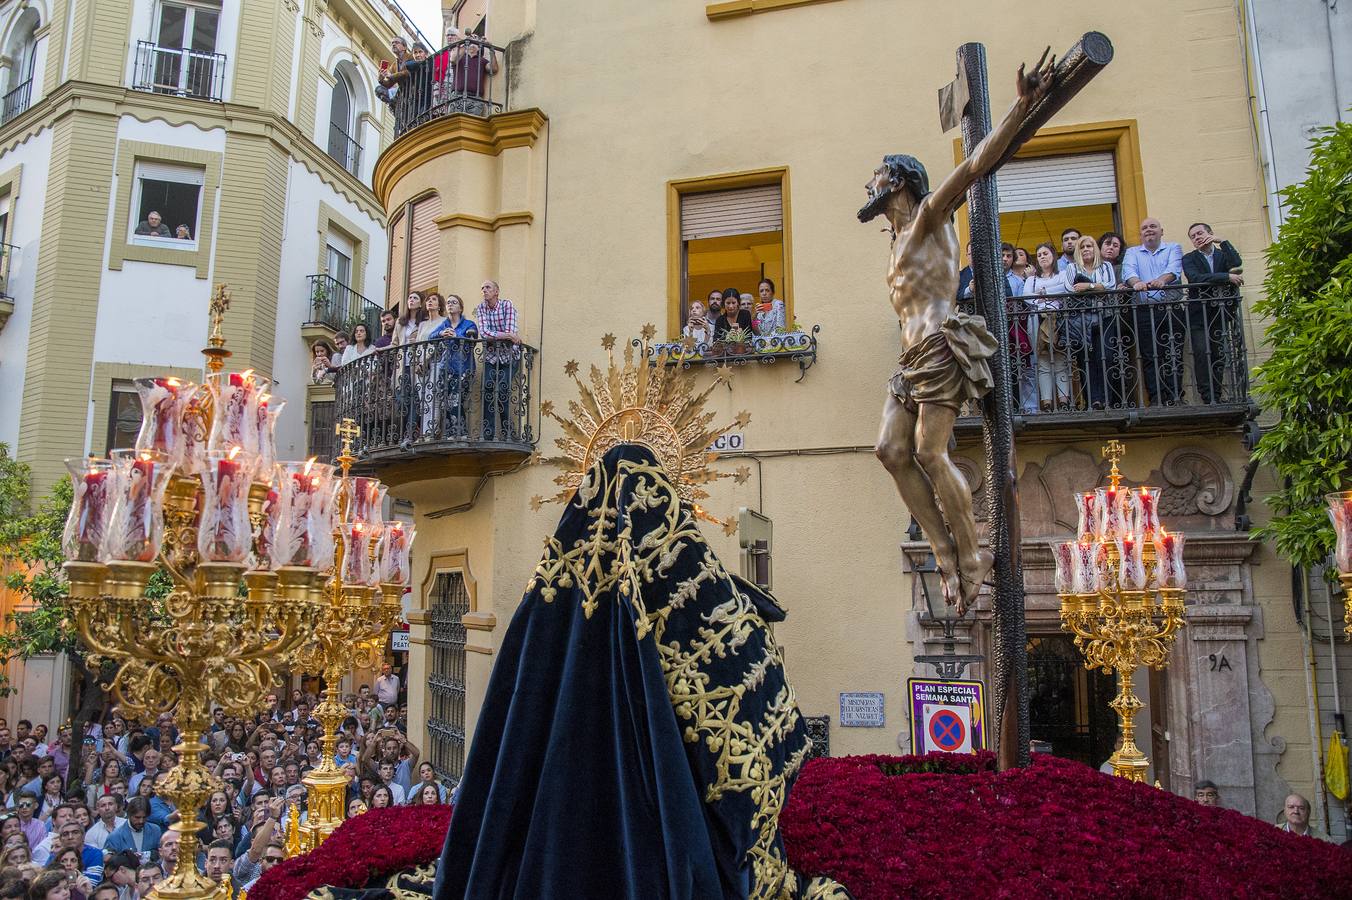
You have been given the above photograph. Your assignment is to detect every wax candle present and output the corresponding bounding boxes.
[207,371,272,456]
[254,484,281,571]
[1134,487,1160,540]
[63,459,115,562]
[1072,539,1104,595]
[255,397,285,479]
[274,460,336,568]
[1076,492,1097,540]
[1050,540,1077,595]
[379,522,416,585]
[134,377,197,468]
[197,448,256,563]
[1326,492,1352,575]
[341,523,372,586]
[104,450,174,563]
[1116,536,1147,591]
[1095,487,1128,541]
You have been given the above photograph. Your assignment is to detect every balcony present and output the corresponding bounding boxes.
[305,274,383,345]
[131,41,227,102]
[389,38,508,138]
[327,122,363,177]
[954,284,1256,439]
[650,326,821,382]
[333,337,537,480]
[1,79,31,125]
[0,242,16,334]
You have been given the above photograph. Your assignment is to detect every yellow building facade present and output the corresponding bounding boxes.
[360,0,1348,835]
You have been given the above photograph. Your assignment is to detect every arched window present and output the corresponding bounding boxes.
[327,67,362,176]
[2,8,39,123]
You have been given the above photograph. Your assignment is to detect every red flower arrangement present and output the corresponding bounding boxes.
[781,752,1352,899]
[248,804,452,900]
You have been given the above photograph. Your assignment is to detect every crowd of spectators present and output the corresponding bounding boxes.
[681,278,788,345]
[953,217,1244,413]
[0,663,449,900]
[313,280,524,444]
[375,26,499,126]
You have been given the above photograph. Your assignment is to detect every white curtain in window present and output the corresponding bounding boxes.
[680,184,782,240]
[996,152,1117,213]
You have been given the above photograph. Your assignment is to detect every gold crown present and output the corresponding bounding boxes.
[532,326,750,533]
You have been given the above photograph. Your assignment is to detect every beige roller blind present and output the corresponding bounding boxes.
[387,209,407,309]
[407,194,442,293]
[997,152,1117,212]
[680,184,782,240]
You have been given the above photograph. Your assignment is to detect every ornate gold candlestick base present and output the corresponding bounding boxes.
[299,657,355,850]
[1106,665,1149,782]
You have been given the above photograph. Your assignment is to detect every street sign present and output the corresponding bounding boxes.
[908,678,986,755]
[839,692,885,727]
[391,631,409,652]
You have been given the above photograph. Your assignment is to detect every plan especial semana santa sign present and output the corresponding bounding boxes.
[907,678,987,755]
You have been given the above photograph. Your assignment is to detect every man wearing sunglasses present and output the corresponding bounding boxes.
[13,790,44,850]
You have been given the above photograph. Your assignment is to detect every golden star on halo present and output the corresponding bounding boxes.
[534,323,747,534]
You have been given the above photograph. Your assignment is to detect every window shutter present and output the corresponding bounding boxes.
[996,152,1117,213]
[407,194,442,293]
[387,209,407,309]
[680,184,782,240]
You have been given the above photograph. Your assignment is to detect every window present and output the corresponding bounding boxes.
[130,161,204,247]
[387,209,406,308]
[1,9,39,123]
[667,168,792,338]
[326,233,354,287]
[997,152,1120,250]
[427,570,469,785]
[327,69,362,176]
[407,194,441,293]
[134,0,224,100]
[106,382,142,453]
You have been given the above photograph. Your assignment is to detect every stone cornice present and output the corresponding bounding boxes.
[372,109,548,209]
[0,81,387,221]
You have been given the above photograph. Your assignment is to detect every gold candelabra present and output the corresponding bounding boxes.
[62,287,324,900]
[290,419,411,852]
[1052,441,1188,782]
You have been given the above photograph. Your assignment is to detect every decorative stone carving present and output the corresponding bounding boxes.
[1159,445,1234,517]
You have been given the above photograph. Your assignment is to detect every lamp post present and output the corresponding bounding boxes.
[1325,492,1352,636]
[291,423,412,851]
[1051,440,1187,782]
[62,286,324,900]
[906,546,983,681]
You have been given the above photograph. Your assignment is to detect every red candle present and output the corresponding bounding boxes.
[77,471,109,558]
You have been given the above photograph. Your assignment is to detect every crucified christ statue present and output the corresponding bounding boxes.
[860,49,1056,615]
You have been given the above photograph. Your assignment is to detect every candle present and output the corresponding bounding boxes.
[63,459,115,562]
[1326,492,1352,575]
[255,484,281,571]
[379,522,416,585]
[341,523,371,586]
[1135,487,1160,540]
[1116,536,1147,591]
[1095,487,1128,540]
[255,396,285,478]
[104,450,174,563]
[1076,492,1097,540]
[1153,528,1187,591]
[208,371,272,457]
[134,377,197,468]
[1051,540,1077,595]
[275,460,335,568]
[1072,539,1104,595]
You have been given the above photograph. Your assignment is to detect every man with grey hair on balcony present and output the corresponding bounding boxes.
[474,280,521,442]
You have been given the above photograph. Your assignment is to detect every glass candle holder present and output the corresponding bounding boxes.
[133,377,198,468]
[1134,486,1161,540]
[1094,487,1130,541]
[343,476,388,527]
[340,523,373,587]
[274,460,336,568]
[1116,536,1148,591]
[255,395,285,479]
[63,458,115,562]
[207,370,272,456]
[104,450,175,563]
[1051,540,1077,595]
[180,385,211,475]
[1153,528,1187,591]
[1327,491,1352,576]
[197,449,257,563]
[1072,540,1105,595]
[378,522,416,586]
[252,478,282,572]
[1076,491,1097,540]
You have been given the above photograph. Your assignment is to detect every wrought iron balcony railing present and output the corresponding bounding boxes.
[1,79,31,125]
[131,41,227,102]
[649,326,822,382]
[333,336,536,462]
[327,122,363,176]
[0,242,16,300]
[956,284,1254,429]
[388,38,508,138]
[306,274,383,339]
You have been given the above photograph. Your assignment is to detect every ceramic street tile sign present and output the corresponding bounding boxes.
[908,678,986,754]
[839,691,886,727]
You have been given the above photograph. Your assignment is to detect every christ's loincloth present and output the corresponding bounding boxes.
[889,312,998,413]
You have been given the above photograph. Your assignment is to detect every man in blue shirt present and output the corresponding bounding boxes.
[1122,217,1184,404]
[1057,228,1080,273]
[56,820,105,884]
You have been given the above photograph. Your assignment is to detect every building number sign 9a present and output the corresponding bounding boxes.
[710,432,744,452]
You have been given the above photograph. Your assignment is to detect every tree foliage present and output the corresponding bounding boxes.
[1251,118,1352,570]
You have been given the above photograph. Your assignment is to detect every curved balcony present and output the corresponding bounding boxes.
[332,337,536,480]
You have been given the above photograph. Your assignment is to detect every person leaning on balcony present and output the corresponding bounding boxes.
[1122,218,1185,406]
[326,331,350,377]
[375,309,397,348]
[1065,234,1117,410]
[376,37,410,105]
[133,211,170,237]
[712,287,752,341]
[474,281,521,442]
[1057,227,1080,273]
[310,342,335,385]
[417,293,449,342]
[402,43,433,119]
[1182,222,1244,406]
[705,289,724,318]
[341,324,374,365]
[1098,231,1126,283]
[753,278,786,336]
[1023,243,1073,411]
[683,299,711,346]
[395,292,424,345]
[450,32,498,103]
[429,293,477,437]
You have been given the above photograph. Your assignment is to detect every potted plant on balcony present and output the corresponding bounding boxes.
[722,326,753,356]
[310,280,331,320]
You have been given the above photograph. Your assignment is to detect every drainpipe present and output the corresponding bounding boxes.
[1239,0,1284,234]
[1299,567,1331,833]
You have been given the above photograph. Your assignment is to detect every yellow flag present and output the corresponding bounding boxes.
[1325,731,1349,801]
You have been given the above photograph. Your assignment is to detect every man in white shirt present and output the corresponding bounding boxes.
[31,804,75,865]
[127,748,163,795]
[85,795,127,850]
[374,663,400,707]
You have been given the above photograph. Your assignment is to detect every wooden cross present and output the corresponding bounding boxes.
[335,418,361,456]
